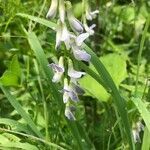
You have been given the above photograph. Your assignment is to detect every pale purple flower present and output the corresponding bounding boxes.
[63,78,79,103]
[68,17,84,33]
[86,8,99,21]
[48,56,64,83]
[65,106,76,120]
[46,0,58,19]
[68,59,85,79]
[76,33,89,46]
[72,45,91,62]
[66,1,83,33]
[84,23,96,35]
[70,80,85,95]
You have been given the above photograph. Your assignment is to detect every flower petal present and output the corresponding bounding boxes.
[46,0,58,19]
[52,72,63,83]
[61,23,70,42]
[69,18,83,33]
[76,33,89,46]
[55,20,62,49]
[65,106,76,120]
[84,23,96,35]
[66,2,83,33]
[72,83,85,95]
[63,92,69,103]
[63,89,79,102]
[72,46,91,62]
[68,69,85,78]
[48,63,64,72]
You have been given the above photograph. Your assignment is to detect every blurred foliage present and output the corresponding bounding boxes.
[0,0,150,149]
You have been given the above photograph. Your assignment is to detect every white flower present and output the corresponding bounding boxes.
[70,78,85,95]
[66,1,83,33]
[65,106,76,120]
[76,33,89,46]
[46,0,58,19]
[132,121,144,143]
[132,129,140,143]
[48,56,64,83]
[84,23,96,35]
[55,20,70,49]
[85,7,99,21]
[71,44,91,62]
[59,0,65,23]
[62,78,79,103]
[68,59,85,79]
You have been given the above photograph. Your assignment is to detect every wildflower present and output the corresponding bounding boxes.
[48,56,64,83]
[65,105,76,120]
[68,59,85,79]
[66,1,83,33]
[84,23,96,35]
[70,79,85,95]
[72,44,91,62]
[76,33,89,46]
[63,78,79,103]
[85,5,99,21]
[132,121,144,143]
[46,0,58,19]
[59,0,65,23]
[55,20,70,49]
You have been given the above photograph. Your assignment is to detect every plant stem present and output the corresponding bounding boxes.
[33,59,49,141]
[135,17,150,96]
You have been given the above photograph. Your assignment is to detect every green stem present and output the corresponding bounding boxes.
[33,59,49,141]
[135,17,150,95]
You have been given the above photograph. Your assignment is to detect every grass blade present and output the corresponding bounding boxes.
[142,127,150,150]
[132,97,150,132]
[0,85,43,138]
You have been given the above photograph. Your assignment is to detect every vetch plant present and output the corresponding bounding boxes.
[46,0,99,120]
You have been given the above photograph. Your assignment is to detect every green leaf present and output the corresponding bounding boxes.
[0,85,43,138]
[142,127,150,150]
[120,6,135,23]
[80,53,127,101]
[0,133,38,150]
[0,71,19,86]
[0,118,32,134]
[17,13,56,29]
[0,55,21,86]
[9,55,21,77]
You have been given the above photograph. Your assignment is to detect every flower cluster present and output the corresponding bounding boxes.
[46,0,99,120]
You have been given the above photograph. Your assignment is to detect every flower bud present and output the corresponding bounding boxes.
[72,45,91,62]
[46,0,58,19]
[68,59,85,79]
[66,1,83,33]
[59,0,65,23]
